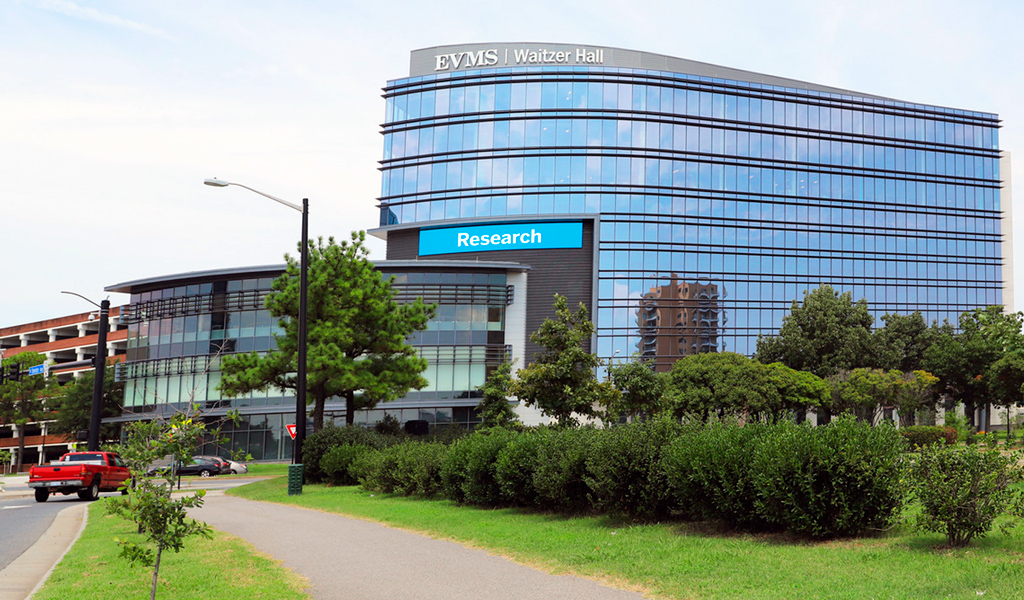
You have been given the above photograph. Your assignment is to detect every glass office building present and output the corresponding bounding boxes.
[108,267,299,460]
[106,260,528,447]
[100,43,1010,449]
[374,43,1008,369]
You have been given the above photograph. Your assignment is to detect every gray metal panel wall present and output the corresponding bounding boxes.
[385,223,594,362]
[408,43,884,99]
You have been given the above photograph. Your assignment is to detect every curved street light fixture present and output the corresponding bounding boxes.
[204,179,309,484]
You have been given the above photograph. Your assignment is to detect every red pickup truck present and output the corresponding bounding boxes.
[28,451,131,503]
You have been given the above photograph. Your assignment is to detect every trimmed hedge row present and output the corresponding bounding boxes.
[343,416,909,539]
[899,425,957,447]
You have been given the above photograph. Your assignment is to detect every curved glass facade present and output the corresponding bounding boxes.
[379,45,1004,364]
[110,263,520,444]
[115,271,298,460]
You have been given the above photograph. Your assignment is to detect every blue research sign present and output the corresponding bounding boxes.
[419,221,583,256]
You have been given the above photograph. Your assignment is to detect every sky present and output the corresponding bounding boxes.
[1,0,1022,325]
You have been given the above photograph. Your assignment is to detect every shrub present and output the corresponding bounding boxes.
[439,436,473,503]
[751,416,908,538]
[495,428,552,507]
[303,424,392,483]
[460,428,518,506]
[358,444,405,494]
[348,448,383,485]
[532,427,599,514]
[911,443,1024,547]
[662,420,771,528]
[942,412,970,442]
[426,424,471,445]
[393,442,449,497]
[586,418,682,521]
[320,444,371,486]
[899,426,953,448]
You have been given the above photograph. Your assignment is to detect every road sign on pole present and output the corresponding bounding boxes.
[28,365,44,376]
[286,424,297,440]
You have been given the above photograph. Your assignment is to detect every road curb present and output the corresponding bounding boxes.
[0,502,88,600]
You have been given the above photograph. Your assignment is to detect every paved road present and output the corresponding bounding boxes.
[193,492,649,600]
[0,496,76,571]
[0,476,112,573]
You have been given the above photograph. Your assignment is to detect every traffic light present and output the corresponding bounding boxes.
[6,364,20,382]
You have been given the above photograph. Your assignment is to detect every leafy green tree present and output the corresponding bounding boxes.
[477,361,520,429]
[892,370,940,427]
[827,368,900,423]
[219,232,435,429]
[662,352,776,420]
[986,350,1024,439]
[0,352,52,471]
[107,411,215,600]
[0,448,10,479]
[605,356,666,420]
[47,365,123,443]
[872,311,935,372]
[763,362,830,419]
[755,284,874,378]
[923,307,1024,430]
[511,294,615,426]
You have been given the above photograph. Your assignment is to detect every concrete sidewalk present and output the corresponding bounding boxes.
[194,491,648,600]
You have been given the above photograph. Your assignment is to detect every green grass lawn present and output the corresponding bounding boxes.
[243,462,292,477]
[34,499,309,600]
[231,478,1024,600]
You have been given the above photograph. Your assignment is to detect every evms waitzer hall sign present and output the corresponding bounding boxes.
[418,221,583,256]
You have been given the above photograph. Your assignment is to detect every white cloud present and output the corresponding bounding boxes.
[21,0,175,40]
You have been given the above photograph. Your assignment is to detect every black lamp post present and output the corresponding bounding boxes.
[61,291,109,451]
[204,179,308,489]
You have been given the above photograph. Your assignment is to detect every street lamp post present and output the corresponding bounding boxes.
[204,179,308,490]
[61,291,109,452]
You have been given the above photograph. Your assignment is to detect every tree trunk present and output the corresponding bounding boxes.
[311,391,325,432]
[818,407,832,426]
[15,427,25,473]
[1007,405,1013,444]
[150,545,163,600]
[345,391,355,426]
[964,400,977,429]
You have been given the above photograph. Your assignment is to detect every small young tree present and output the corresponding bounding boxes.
[107,411,217,600]
[0,448,10,485]
[477,361,520,429]
[512,295,615,426]
[911,443,1024,547]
